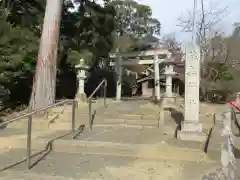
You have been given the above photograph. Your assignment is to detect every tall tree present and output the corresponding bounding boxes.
[109,0,160,52]
[0,0,45,31]
[30,0,63,110]
[110,0,160,38]
[0,0,116,110]
[60,0,116,70]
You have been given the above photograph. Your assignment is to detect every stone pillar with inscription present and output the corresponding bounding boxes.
[178,44,206,142]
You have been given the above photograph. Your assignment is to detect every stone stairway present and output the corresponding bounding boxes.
[0,99,222,180]
[62,101,162,128]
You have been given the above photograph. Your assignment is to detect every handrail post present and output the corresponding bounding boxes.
[87,79,108,131]
[72,100,76,139]
[104,80,107,108]
[89,101,92,131]
[26,113,32,169]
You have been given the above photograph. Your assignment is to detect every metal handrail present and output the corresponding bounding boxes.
[88,79,107,130]
[0,99,77,169]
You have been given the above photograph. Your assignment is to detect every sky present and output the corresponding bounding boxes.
[136,0,240,43]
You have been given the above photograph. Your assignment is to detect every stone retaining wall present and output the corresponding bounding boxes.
[202,109,236,180]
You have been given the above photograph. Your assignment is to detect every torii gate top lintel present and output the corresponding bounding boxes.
[110,48,171,59]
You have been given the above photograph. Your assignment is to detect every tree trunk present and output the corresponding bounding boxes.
[30,0,63,111]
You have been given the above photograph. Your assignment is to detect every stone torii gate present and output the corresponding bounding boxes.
[110,48,177,101]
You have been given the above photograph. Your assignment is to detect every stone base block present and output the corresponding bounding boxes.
[112,100,122,103]
[162,93,177,102]
[142,90,153,97]
[177,131,207,142]
[162,97,173,102]
[77,94,87,104]
[181,121,202,132]
[142,82,153,97]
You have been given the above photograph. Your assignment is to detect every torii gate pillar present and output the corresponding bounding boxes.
[116,56,122,101]
[154,53,160,101]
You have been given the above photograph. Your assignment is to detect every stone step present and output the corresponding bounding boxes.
[0,127,54,139]
[75,110,161,117]
[0,128,28,137]
[75,103,161,116]
[101,109,160,115]
[3,110,163,130]
[0,170,72,180]
[53,118,160,128]
[0,128,59,150]
[2,117,165,133]
[0,126,215,162]
[41,140,215,162]
[75,113,160,121]
[0,149,220,180]
[41,126,176,145]
[46,109,162,128]
[0,138,214,164]
[0,127,214,160]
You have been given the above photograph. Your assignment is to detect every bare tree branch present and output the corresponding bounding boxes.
[177,1,228,46]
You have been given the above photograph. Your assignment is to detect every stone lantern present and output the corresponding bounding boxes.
[164,64,176,99]
[75,59,89,102]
